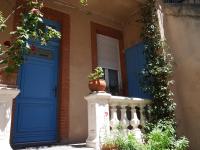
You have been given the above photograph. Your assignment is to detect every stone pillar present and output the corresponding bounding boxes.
[0,85,20,150]
[85,92,111,150]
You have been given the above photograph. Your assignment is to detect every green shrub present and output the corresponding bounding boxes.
[102,121,189,150]
[145,121,189,150]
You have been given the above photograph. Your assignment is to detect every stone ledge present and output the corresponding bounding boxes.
[0,84,20,102]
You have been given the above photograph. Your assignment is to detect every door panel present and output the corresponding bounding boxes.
[12,19,61,145]
[16,103,56,131]
[22,62,54,98]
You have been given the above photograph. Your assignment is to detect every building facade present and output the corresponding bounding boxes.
[0,0,200,149]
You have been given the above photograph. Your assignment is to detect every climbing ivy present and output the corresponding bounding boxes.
[0,0,61,72]
[140,0,176,128]
[140,0,189,146]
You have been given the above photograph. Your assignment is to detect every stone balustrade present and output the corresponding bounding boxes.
[0,84,20,150]
[85,92,151,150]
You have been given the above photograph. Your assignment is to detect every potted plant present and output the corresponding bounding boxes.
[101,143,118,150]
[88,67,106,92]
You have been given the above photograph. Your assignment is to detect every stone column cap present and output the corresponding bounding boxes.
[0,84,20,102]
[84,92,112,103]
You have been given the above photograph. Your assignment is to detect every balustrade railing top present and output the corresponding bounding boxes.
[109,95,151,106]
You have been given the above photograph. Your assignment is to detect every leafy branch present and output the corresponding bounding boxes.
[0,0,61,73]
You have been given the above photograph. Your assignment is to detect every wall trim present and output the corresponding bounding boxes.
[42,8,70,143]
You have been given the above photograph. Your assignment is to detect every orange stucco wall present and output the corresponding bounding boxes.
[123,13,143,49]
[0,1,17,85]
[163,5,200,150]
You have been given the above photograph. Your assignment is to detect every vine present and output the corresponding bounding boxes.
[140,0,189,148]
[0,0,61,72]
[141,0,175,126]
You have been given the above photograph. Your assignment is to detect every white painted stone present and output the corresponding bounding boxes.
[110,104,119,129]
[0,85,20,150]
[85,92,111,150]
[132,128,144,143]
[130,104,140,129]
[120,105,129,132]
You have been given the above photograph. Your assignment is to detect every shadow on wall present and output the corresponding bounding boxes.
[0,101,12,133]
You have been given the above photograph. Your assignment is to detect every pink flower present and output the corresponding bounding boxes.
[30,8,41,15]
[30,45,37,52]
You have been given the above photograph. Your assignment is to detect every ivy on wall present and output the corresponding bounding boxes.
[140,0,176,127]
[140,1,189,148]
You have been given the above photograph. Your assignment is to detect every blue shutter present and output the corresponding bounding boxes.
[125,42,150,99]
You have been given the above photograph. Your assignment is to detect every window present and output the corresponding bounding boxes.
[97,34,122,95]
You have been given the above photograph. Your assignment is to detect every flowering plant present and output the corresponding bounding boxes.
[0,0,61,73]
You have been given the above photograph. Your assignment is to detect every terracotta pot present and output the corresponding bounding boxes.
[101,145,118,150]
[88,79,106,92]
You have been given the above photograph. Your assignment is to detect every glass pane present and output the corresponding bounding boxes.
[108,69,119,95]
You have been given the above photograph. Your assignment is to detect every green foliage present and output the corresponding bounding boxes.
[0,11,6,32]
[115,134,145,150]
[88,67,104,81]
[102,121,189,150]
[139,0,189,149]
[145,121,189,150]
[140,0,176,125]
[102,130,145,150]
[80,0,88,6]
[0,0,61,72]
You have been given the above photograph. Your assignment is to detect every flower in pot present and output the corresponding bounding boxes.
[88,67,106,92]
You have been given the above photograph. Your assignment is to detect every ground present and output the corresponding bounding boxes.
[20,143,95,150]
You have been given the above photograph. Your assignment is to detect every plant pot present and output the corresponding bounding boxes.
[88,79,106,92]
[101,145,118,150]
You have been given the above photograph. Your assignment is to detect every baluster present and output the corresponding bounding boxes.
[130,104,140,129]
[139,104,145,127]
[110,104,119,129]
[146,104,151,122]
[120,105,129,132]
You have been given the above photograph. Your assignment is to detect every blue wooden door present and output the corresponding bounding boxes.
[12,19,61,145]
[125,42,150,99]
